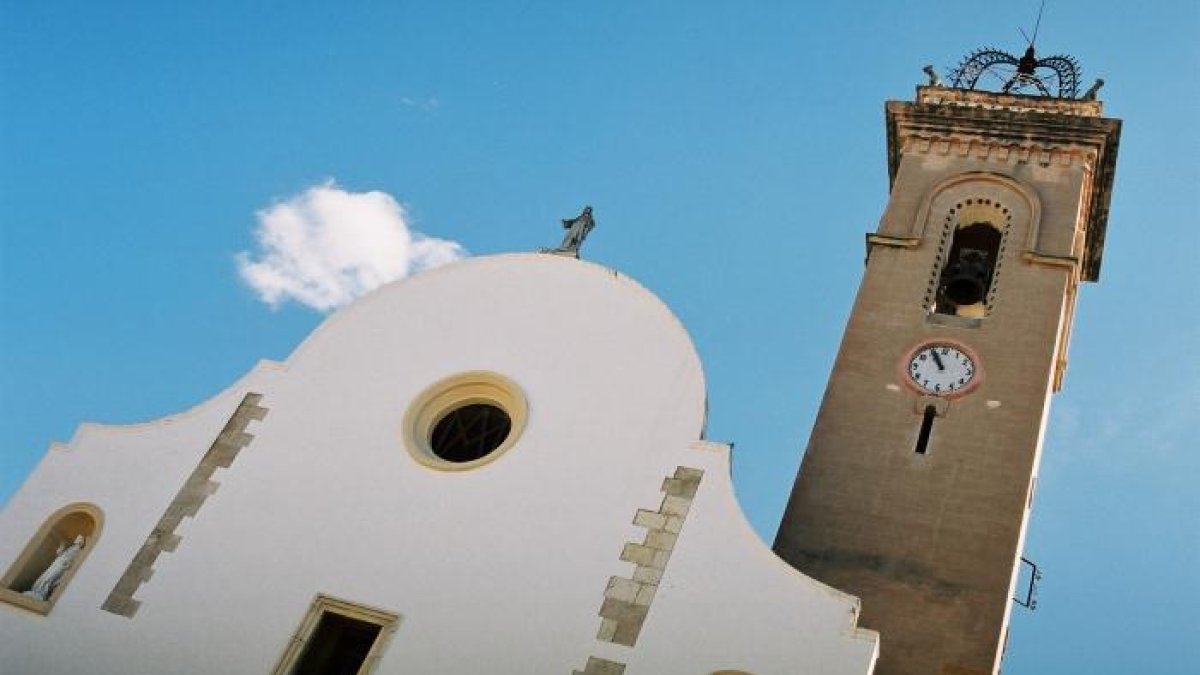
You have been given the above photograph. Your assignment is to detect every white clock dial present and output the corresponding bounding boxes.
[908,344,976,395]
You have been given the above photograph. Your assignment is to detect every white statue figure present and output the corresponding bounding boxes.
[23,534,85,601]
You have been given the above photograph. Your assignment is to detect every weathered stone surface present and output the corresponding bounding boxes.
[619,543,656,567]
[632,509,666,530]
[631,565,662,585]
[644,530,676,552]
[659,495,691,517]
[603,577,641,603]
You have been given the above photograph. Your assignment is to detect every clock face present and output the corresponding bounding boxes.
[907,343,977,395]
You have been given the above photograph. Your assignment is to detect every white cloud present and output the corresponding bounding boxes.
[236,182,466,311]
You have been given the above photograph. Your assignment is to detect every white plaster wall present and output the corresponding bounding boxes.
[0,362,286,674]
[621,441,878,674]
[0,254,876,674]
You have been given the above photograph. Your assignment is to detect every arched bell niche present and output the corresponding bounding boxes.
[929,198,1011,319]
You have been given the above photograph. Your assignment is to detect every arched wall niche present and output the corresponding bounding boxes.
[911,173,1039,319]
[908,171,1041,250]
[1,502,103,614]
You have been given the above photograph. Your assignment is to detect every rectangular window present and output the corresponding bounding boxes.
[272,595,400,675]
[914,405,937,455]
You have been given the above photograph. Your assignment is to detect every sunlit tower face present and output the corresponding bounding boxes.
[772,63,1120,675]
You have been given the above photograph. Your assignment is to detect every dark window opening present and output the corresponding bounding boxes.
[430,403,512,463]
[935,222,1001,316]
[914,406,937,455]
[292,612,383,675]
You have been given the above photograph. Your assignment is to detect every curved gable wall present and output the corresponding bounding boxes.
[0,254,876,675]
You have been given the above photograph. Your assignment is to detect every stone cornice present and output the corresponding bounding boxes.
[1023,251,1082,278]
[885,86,1121,282]
[915,86,1104,117]
[864,233,920,265]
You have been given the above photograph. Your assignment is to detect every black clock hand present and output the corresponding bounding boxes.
[930,350,945,371]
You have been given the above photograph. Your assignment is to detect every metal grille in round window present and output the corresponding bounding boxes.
[430,404,513,463]
[403,371,528,471]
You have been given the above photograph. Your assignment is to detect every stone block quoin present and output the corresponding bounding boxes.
[571,466,703,674]
[101,393,267,618]
[598,466,703,648]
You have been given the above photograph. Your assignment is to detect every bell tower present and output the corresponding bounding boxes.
[773,49,1120,675]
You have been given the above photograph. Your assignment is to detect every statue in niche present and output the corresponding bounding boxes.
[23,535,85,601]
[540,206,595,257]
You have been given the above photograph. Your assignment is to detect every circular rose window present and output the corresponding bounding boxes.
[403,372,527,471]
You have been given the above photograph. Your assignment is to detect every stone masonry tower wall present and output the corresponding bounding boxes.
[773,86,1120,675]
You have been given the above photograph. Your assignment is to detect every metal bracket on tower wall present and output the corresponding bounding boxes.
[1014,557,1042,610]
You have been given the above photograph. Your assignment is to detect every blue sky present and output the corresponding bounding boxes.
[2,2,1197,672]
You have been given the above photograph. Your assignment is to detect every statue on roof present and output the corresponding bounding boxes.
[540,205,596,258]
[922,65,942,87]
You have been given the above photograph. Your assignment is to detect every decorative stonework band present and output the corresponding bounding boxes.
[101,393,267,618]
[899,135,1097,170]
[572,465,704,673]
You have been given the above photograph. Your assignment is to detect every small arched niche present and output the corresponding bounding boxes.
[1,502,103,613]
[930,199,1010,319]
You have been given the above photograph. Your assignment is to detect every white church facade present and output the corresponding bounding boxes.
[0,253,879,674]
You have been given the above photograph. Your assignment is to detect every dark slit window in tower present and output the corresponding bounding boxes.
[291,611,383,675]
[935,222,1002,317]
[914,406,937,455]
[430,403,512,463]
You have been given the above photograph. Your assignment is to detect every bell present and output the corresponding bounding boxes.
[941,248,991,306]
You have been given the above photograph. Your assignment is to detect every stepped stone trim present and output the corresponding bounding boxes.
[571,466,703,672]
[599,466,704,648]
[101,393,267,618]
